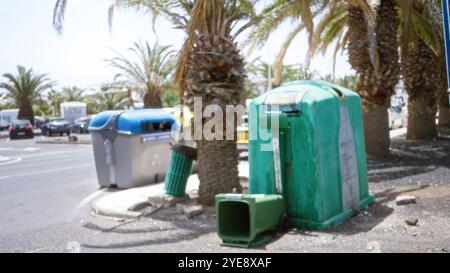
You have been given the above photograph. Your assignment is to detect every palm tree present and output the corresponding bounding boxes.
[249,0,398,156]
[73,0,257,205]
[321,74,359,91]
[307,0,400,156]
[0,66,53,124]
[61,86,85,102]
[106,41,176,108]
[245,57,318,95]
[89,84,129,112]
[399,0,442,139]
[438,54,450,129]
[248,0,319,87]
[47,89,63,116]
[174,0,258,205]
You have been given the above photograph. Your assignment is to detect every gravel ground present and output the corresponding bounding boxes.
[41,136,450,253]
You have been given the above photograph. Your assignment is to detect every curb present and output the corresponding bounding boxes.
[0,132,42,140]
[35,140,92,145]
[90,178,201,220]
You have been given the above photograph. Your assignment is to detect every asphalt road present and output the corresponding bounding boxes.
[0,136,99,252]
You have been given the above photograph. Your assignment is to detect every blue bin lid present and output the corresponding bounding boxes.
[89,110,122,129]
[89,109,176,135]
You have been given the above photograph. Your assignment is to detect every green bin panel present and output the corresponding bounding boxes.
[248,80,374,229]
[216,194,285,248]
[164,149,193,197]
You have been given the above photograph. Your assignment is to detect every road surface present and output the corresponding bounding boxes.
[0,136,98,252]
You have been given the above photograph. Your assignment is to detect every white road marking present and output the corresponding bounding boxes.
[0,164,92,180]
[0,157,22,166]
[0,147,41,152]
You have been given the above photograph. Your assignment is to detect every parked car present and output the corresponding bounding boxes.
[72,117,91,134]
[9,120,34,139]
[34,116,45,129]
[388,105,406,130]
[41,118,72,136]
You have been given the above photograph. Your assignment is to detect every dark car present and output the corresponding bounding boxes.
[9,120,34,139]
[72,117,91,134]
[41,118,72,137]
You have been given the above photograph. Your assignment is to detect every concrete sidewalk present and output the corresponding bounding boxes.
[90,161,249,219]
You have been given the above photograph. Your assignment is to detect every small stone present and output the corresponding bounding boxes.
[183,205,203,218]
[148,194,187,207]
[405,218,419,226]
[68,135,78,142]
[176,203,185,214]
[396,195,416,206]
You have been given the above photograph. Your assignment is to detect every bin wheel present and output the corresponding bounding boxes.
[278,213,290,232]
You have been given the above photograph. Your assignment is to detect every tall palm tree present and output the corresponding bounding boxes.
[248,0,319,87]
[308,0,400,157]
[61,86,85,102]
[399,0,442,139]
[249,0,398,156]
[0,66,53,124]
[90,84,129,112]
[106,41,176,108]
[174,0,257,205]
[82,0,257,205]
[438,53,450,129]
[47,89,63,116]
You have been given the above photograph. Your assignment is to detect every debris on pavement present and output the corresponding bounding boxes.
[396,195,417,206]
[176,204,204,218]
[148,194,189,207]
[405,218,419,226]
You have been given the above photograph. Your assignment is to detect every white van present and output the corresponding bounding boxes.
[0,109,19,130]
[60,102,87,123]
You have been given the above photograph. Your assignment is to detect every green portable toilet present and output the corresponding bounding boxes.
[248,80,374,229]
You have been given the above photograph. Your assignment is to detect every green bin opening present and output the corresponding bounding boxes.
[218,202,250,239]
[216,194,285,248]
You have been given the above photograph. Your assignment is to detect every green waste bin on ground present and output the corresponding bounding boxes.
[164,144,197,197]
[215,194,286,248]
[249,80,374,229]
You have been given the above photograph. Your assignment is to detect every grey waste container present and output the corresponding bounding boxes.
[89,109,176,189]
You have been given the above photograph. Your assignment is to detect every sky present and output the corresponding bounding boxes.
[0,0,353,91]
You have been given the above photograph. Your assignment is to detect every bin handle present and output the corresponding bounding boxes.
[93,113,121,143]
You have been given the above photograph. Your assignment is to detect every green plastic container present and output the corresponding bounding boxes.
[215,194,285,248]
[249,80,374,229]
[164,144,196,197]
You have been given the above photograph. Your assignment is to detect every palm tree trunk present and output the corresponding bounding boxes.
[404,40,438,139]
[438,55,450,130]
[348,0,400,157]
[19,102,34,125]
[438,100,450,129]
[143,87,163,108]
[197,140,240,206]
[184,35,245,205]
[407,96,437,139]
[363,104,390,156]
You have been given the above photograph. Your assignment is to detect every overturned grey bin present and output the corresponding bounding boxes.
[89,109,176,189]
